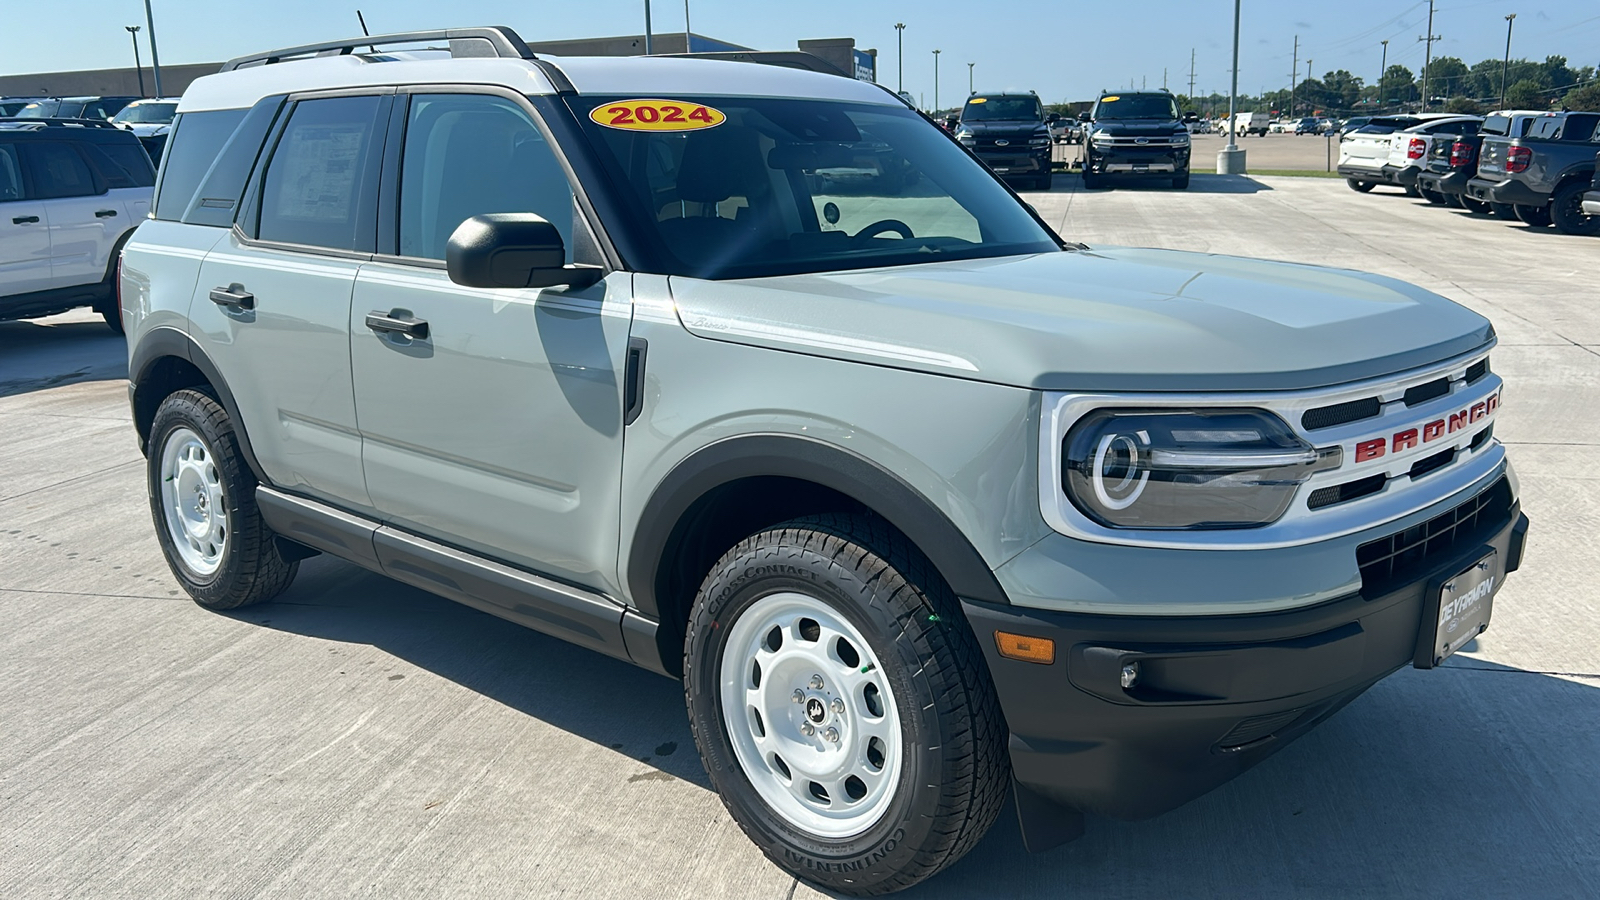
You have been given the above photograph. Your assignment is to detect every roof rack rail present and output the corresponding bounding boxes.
[221,25,535,72]
[0,117,121,130]
[659,51,849,79]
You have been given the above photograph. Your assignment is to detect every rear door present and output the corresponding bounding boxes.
[20,140,123,289]
[0,141,54,297]
[349,89,632,591]
[191,92,390,512]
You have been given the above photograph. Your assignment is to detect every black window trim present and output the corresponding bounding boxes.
[232,86,396,262]
[368,83,623,274]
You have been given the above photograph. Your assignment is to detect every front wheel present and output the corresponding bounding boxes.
[148,389,299,609]
[1171,173,1190,189]
[1514,203,1552,227]
[1346,178,1375,193]
[684,515,1008,895]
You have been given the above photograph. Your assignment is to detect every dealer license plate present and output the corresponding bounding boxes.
[1133,164,1149,173]
[1423,550,1500,666]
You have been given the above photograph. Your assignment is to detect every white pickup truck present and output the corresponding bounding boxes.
[1229,111,1269,137]
[1337,114,1480,196]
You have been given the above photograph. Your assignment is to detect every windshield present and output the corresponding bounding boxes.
[1093,94,1178,120]
[112,102,177,124]
[15,100,64,118]
[960,96,1041,122]
[573,96,1059,280]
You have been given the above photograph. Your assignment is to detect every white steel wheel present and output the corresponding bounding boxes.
[158,426,228,577]
[719,591,903,839]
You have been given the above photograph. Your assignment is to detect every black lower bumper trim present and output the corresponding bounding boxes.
[1465,176,1547,207]
[965,504,1527,822]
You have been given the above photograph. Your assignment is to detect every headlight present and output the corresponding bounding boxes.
[1170,131,1190,144]
[955,130,976,146]
[1062,409,1339,530]
[1029,135,1052,147]
[1090,130,1112,143]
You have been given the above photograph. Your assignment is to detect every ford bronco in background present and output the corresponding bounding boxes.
[122,27,1529,895]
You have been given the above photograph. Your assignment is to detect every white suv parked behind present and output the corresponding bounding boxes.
[0,119,154,332]
[1337,113,1480,196]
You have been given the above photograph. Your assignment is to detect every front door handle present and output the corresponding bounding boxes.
[209,283,255,311]
[365,310,429,339]
[95,209,118,218]
[12,215,39,224]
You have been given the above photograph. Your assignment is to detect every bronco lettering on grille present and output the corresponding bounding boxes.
[1352,390,1499,464]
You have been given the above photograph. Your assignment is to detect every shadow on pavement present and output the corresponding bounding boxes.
[248,556,1600,898]
[1050,173,1273,194]
[240,555,709,788]
[0,315,126,399]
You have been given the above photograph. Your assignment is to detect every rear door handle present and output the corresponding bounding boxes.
[95,209,118,218]
[209,283,255,310]
[365,310,429,339]
[12,215,39,224]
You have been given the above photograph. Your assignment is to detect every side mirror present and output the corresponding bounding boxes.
[1078,111,1092,122]
[445,214,602,290]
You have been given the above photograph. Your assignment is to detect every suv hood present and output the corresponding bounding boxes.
[959,119,1046,136]
[1089,120,1183,137]
[669,249,1493,392]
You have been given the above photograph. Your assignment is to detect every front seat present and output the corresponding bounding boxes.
[657,126,772,271]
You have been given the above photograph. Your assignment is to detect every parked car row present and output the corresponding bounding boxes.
[1339,109,1600,237]
[2,94,175,165]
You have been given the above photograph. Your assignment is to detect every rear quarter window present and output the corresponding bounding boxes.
[82,140,156,188]
[153,109,248,221]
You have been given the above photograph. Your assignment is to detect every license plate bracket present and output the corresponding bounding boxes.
[1414,548,1500,668]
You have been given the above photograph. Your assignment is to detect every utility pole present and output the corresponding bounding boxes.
[643,0,653,54]
[1379,40,1388,111]
[1500,14,1517,108]
[142,0,163,96]
[967,62,974,95]
[125,26,145,98]
[683,0,691,48]
[1290,35,1299,117]
[894,23,905,93]
[1418,0,1440,111]
[1188,49,1197,100]
[933,49,941,113]
[1163,68,1167,91]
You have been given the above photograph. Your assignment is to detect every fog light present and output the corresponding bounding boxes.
[1120,662,1140,689]
[995,631,1056,665]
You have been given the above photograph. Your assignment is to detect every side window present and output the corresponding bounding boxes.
[398,93,574,261]
[257,95,386,252]
[81,141,156,189]
[153,109,248,220]
[21,142,99,199]
[0,144,23,202]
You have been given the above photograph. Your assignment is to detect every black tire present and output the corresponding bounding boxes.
[1550,182,1600,236]
[1443,191,1465,209]
[94,297,124,335]
[1514,203,1552,227]
[1346,178,1375,193]
[147,389,298,609]
[1081,171,1102,190]
[1404,182,1423,198]
[1461,196,1492,215]
[684,514,1008,896]
[1419,186,1446,205]
[1172,173,1190,189]
[1491,202,1518,220]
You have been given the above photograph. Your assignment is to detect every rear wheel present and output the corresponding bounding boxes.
[1461,196,1492,215]
[1419,186,1447,205]
[1514,204,1552,227]
[1550,183,1600,236]
[148,389,299,609]
[1491,202,1518,220]
[1404,182,1423,198]
[1443,191,1465,209]
[684,515,1008,896]
[1346,178,1375,193]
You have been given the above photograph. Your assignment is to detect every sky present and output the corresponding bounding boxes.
[4,0,1599,106]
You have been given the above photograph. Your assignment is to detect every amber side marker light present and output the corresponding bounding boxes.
[994,631,1056,665]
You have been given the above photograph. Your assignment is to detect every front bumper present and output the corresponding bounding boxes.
[1336,163,1419,186]
[1465,176,1547,207]
[967,475,1527,821]
[1582,189,1600,217]
[1086,146,1190,177]
[974,148,1052,179]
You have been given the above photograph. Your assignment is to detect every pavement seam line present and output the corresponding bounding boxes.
[1443,664,1599,679]
[0,458,142,504]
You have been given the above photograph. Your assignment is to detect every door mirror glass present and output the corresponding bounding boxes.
[445,213,601,289]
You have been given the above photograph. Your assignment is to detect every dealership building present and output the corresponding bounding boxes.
[0,32,879,99]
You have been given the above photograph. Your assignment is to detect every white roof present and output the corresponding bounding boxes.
[177,52,897,113]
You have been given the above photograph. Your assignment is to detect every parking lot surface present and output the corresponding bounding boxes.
[3,175,1598,899]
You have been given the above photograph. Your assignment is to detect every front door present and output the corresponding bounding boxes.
[351,91,632,593]
[19,140,121,288]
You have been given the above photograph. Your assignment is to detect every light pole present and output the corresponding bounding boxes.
[684,0,691,49]
[1218,0,1245,174]
[1307,59,1313,114]
[643,0,653,54]
[894,23,905,93]
[967,62,974,95]
[1500,14,1516,108]
[125,26,145,98]
[142,0,163,97]
[932,49,941,114]
[1378,40,1388,111]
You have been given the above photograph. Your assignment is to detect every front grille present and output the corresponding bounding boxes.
[1302,397,1381,431]
[1356,477,1513,591]
[1402,378,1450,407]
[1407,447,1457,480]
[1308,473,1387,510]
[1465,358,1489,383]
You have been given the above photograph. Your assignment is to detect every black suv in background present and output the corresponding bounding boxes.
[953,92,1055,190]
[1080,90,1191,189]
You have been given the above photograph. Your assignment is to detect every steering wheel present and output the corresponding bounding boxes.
[853,219,915,243]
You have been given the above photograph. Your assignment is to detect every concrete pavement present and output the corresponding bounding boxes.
[3,175,1598,899]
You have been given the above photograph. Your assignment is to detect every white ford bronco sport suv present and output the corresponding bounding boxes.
[122,27,1530,895]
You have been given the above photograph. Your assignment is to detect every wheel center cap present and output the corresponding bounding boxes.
[804,697,826,724]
